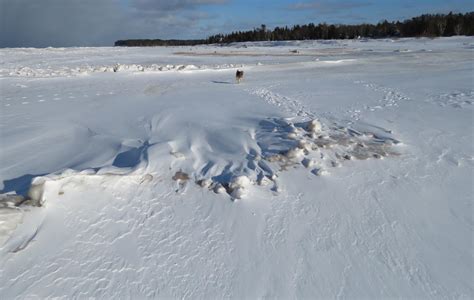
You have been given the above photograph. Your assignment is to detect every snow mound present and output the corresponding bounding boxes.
[166,117,400,199]
[133,115,400,200]
[1,116,401,208]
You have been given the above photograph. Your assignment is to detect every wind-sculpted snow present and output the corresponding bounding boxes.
[168,115,401,199]
[0,37,473,298]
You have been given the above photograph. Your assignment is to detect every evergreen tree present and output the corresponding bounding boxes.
[115,12,474,47]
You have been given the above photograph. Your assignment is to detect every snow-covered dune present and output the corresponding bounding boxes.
[0,37,472,298]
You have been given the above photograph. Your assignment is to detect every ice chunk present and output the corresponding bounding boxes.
[213,183,226,194]
[27,177,46,206]
[302,158,316,168]
[285,147,305,159]
[307,119,322,133]
[230,187,247,199]
[229,175,251,190]
[197,179,212,188]
[311,168,329,176]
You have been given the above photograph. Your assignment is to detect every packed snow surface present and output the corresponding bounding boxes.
[0,37,473,298]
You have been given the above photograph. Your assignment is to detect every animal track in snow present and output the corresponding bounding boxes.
[428,90,474,109]
[354,80,411,117]
[248,87,316,119]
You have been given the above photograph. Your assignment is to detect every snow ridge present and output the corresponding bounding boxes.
[2,63,248,78]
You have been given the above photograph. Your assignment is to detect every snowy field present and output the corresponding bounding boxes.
[0,37,473,298]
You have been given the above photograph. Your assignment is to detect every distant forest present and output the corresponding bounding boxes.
[115,12,474,47]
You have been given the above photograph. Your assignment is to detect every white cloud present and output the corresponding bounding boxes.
[131,0,227,12]
[288,1,372,13]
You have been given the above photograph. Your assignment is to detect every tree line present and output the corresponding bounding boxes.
[115,12,474,47]
[114,39,207,47]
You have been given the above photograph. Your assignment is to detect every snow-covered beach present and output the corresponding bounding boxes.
[0,37,473,298]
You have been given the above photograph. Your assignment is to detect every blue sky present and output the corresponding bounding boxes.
[202,0,473,31]
[1,0,473,47]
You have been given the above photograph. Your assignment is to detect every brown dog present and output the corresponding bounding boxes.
[236,70,244,83]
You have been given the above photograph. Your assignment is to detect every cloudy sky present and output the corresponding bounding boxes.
[1,0,473,47]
